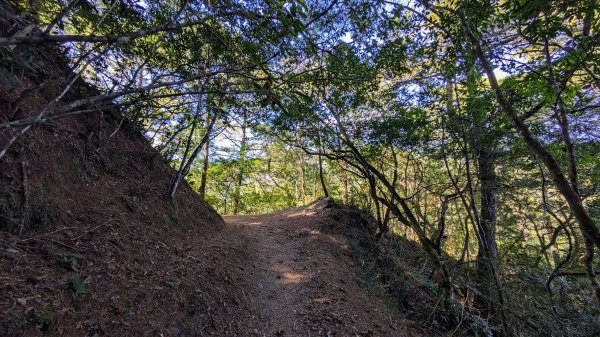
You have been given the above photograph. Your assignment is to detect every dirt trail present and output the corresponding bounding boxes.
[219,208,414,337]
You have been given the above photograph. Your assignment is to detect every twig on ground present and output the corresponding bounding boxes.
[20,226,77,243]
[72,220,112,241]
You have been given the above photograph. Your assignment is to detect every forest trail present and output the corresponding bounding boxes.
[219,207,415,337]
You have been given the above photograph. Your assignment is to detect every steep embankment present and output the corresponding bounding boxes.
[0,8,237,336]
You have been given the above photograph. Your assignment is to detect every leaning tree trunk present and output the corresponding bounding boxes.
[168,93,204,199]
[332,113,459,322]
[168,91,217,199]
[459,11,600,304]
[318,153,328,198]
[459,11,600,251]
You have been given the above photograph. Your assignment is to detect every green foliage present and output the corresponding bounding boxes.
[61,252,82,272]
[194,142,320,214]
[29,307,52,332]
[72,274,88,295]
[123,195,139,213]
[28,204,59,231]
[0,192,20,232]
[348,236,400,311]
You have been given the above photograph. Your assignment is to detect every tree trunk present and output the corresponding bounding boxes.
[232,111,247,215]
[476,145,499,271]
[199,110,211,199]
[476,144,501,314]
[317,126,329,198]
[299,150,308,204]
[318,153,328,198]
[342,169,349,205]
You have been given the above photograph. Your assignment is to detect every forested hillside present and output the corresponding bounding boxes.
[1,0,599,336]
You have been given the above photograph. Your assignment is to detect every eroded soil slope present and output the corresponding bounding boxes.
[0,8,233,334]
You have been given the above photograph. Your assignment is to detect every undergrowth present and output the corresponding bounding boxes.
[340,206,600,336]
[343,224,446,333]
